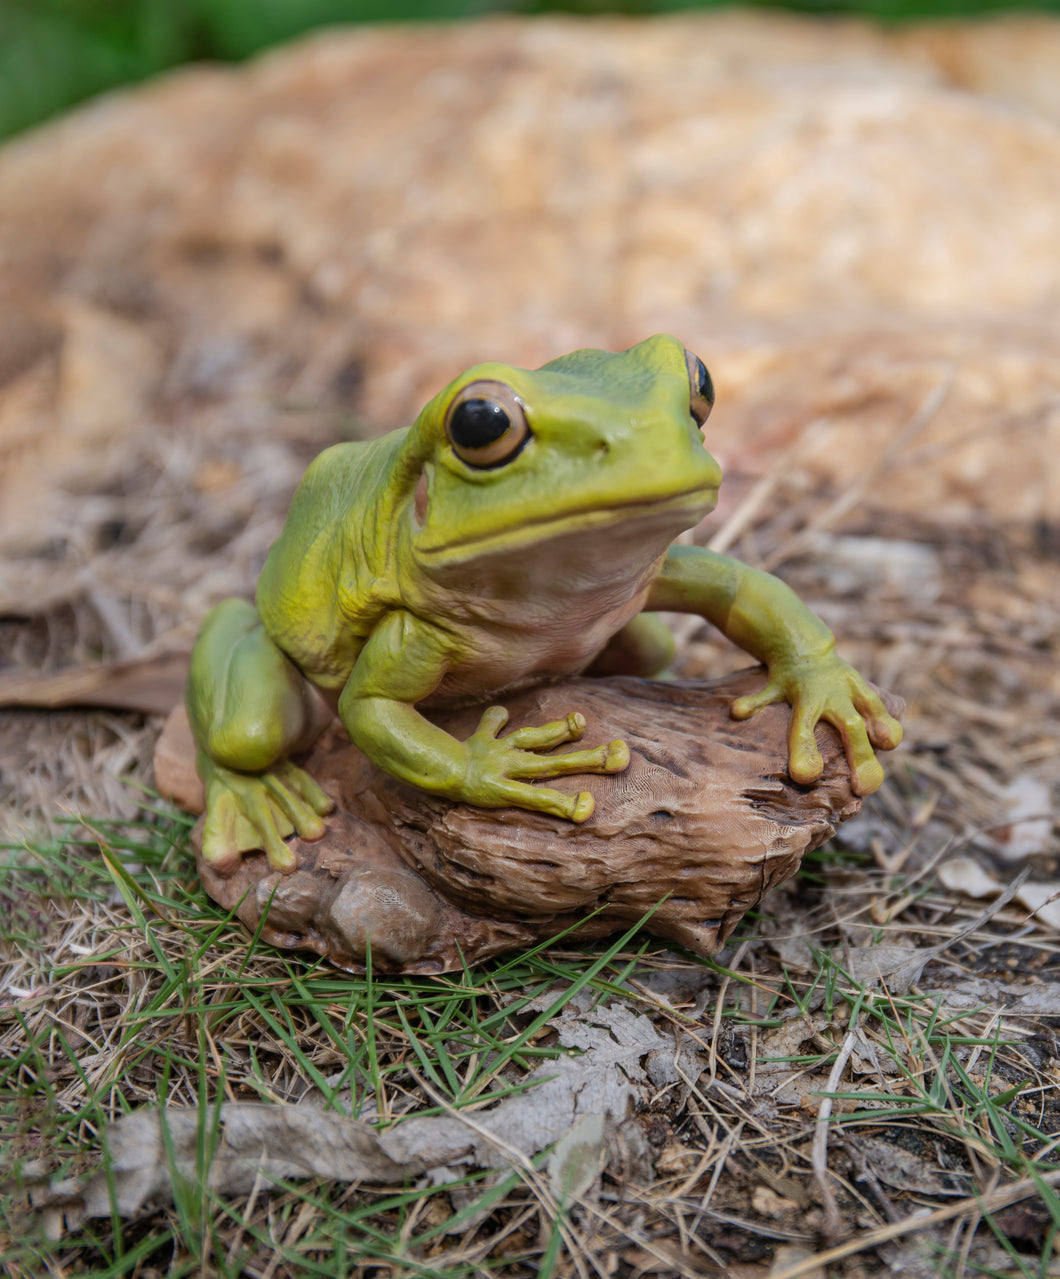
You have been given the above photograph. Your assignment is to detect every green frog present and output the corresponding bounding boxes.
[187,334,901,873]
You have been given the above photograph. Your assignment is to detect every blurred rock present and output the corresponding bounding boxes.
[894,19,1060,123]
[1,11,1059,560]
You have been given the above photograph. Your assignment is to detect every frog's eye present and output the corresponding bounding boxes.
[684,350,715,427]
[445,381,531,469]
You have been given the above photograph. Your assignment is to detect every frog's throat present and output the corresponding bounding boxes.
[414,486,718,563]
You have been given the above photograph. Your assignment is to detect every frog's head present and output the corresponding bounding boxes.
[404,334,723,566]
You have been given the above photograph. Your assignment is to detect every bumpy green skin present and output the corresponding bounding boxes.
[187,334,902,873]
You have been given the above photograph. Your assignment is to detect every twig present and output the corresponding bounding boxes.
[768,1166,1060,1279]
[707,939,748,1083]
[812,1028,858,1243]
[707,418,832,557]
[849,1145,902,1225]
[224,1164,268,1272]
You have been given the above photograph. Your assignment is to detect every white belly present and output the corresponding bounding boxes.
[410,507,681,708]
[424,580,651,707]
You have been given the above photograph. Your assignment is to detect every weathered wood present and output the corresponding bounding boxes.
[154,669,901,974]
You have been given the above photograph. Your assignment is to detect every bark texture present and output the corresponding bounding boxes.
[155,669,902,973]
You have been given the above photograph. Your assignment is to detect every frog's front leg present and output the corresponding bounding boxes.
[187,598,335,873]
[584,612,676,679]
[338,611,629,821]
[647,545,902,795]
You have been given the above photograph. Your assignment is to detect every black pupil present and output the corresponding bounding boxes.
[694,358,714,406]
[450,398,511,450]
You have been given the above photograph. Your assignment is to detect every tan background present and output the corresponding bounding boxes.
[1,11,1058,827]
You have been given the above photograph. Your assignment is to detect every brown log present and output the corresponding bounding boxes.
[154,670,902,974]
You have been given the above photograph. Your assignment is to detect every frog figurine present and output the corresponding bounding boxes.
[187,334,902,873]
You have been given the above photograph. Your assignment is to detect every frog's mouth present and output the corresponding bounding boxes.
[417,484,718,560]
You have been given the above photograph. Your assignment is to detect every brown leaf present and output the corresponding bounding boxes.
[0,652,189,715]
[850,1134,970,1197]
[37,1102,418,1237]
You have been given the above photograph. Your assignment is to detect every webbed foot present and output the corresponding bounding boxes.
[731,656,903,796]
[199,755,335,874]
[462,706,629,822]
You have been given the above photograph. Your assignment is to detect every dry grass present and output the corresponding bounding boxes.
[2,418,1059,1277]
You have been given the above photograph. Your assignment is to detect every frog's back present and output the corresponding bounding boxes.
[256,431,408,689]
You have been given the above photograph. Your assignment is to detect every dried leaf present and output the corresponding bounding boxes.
[847,1026,900,1077]
[938,857,1060,931]
[845,943,934,992]
[849,867,1036,993]
[877,1240,950,1279]
[850,1135,970,1197]
[752,1017,824,1105]
[0,653,189,715]
[933,977,1060,1018]
[752,1186,800,1220]
[33,1003,692,1234]
[936,856,1005,901]
[37,1102,416,1237]
[547,1112,606,1203]
[769,932,819,974]
[994,777,1053,861]
[757,1017,818,1064]
[380,1002,692,1170]
[769,1246,825,1279]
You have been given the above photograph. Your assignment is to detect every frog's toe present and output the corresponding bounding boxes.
[202,774,301,874]
[870,714,904,752]
[275,760,334,814]
[570,791,595,822]
[853,687,904,752]
[471,776,591,822]
[852,755,886,797]
[476,706,511,737]
[201,793,246,874]
[787,737,825,786]
[732,683,784,721]
[248,806,298,872]
[203,790,290,873]
[510,738,630,781]
[263,768,330,842]
[507,712,587,751]
[526,783,595,822]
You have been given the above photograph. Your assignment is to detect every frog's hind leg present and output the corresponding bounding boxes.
[186,598,335,874]
[584,612,677,679]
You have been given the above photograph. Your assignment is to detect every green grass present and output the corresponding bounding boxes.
[0,808,677,1275]
[5,805,1060,1274]
[2,0,1060,143]
[713,945,1060,1277]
